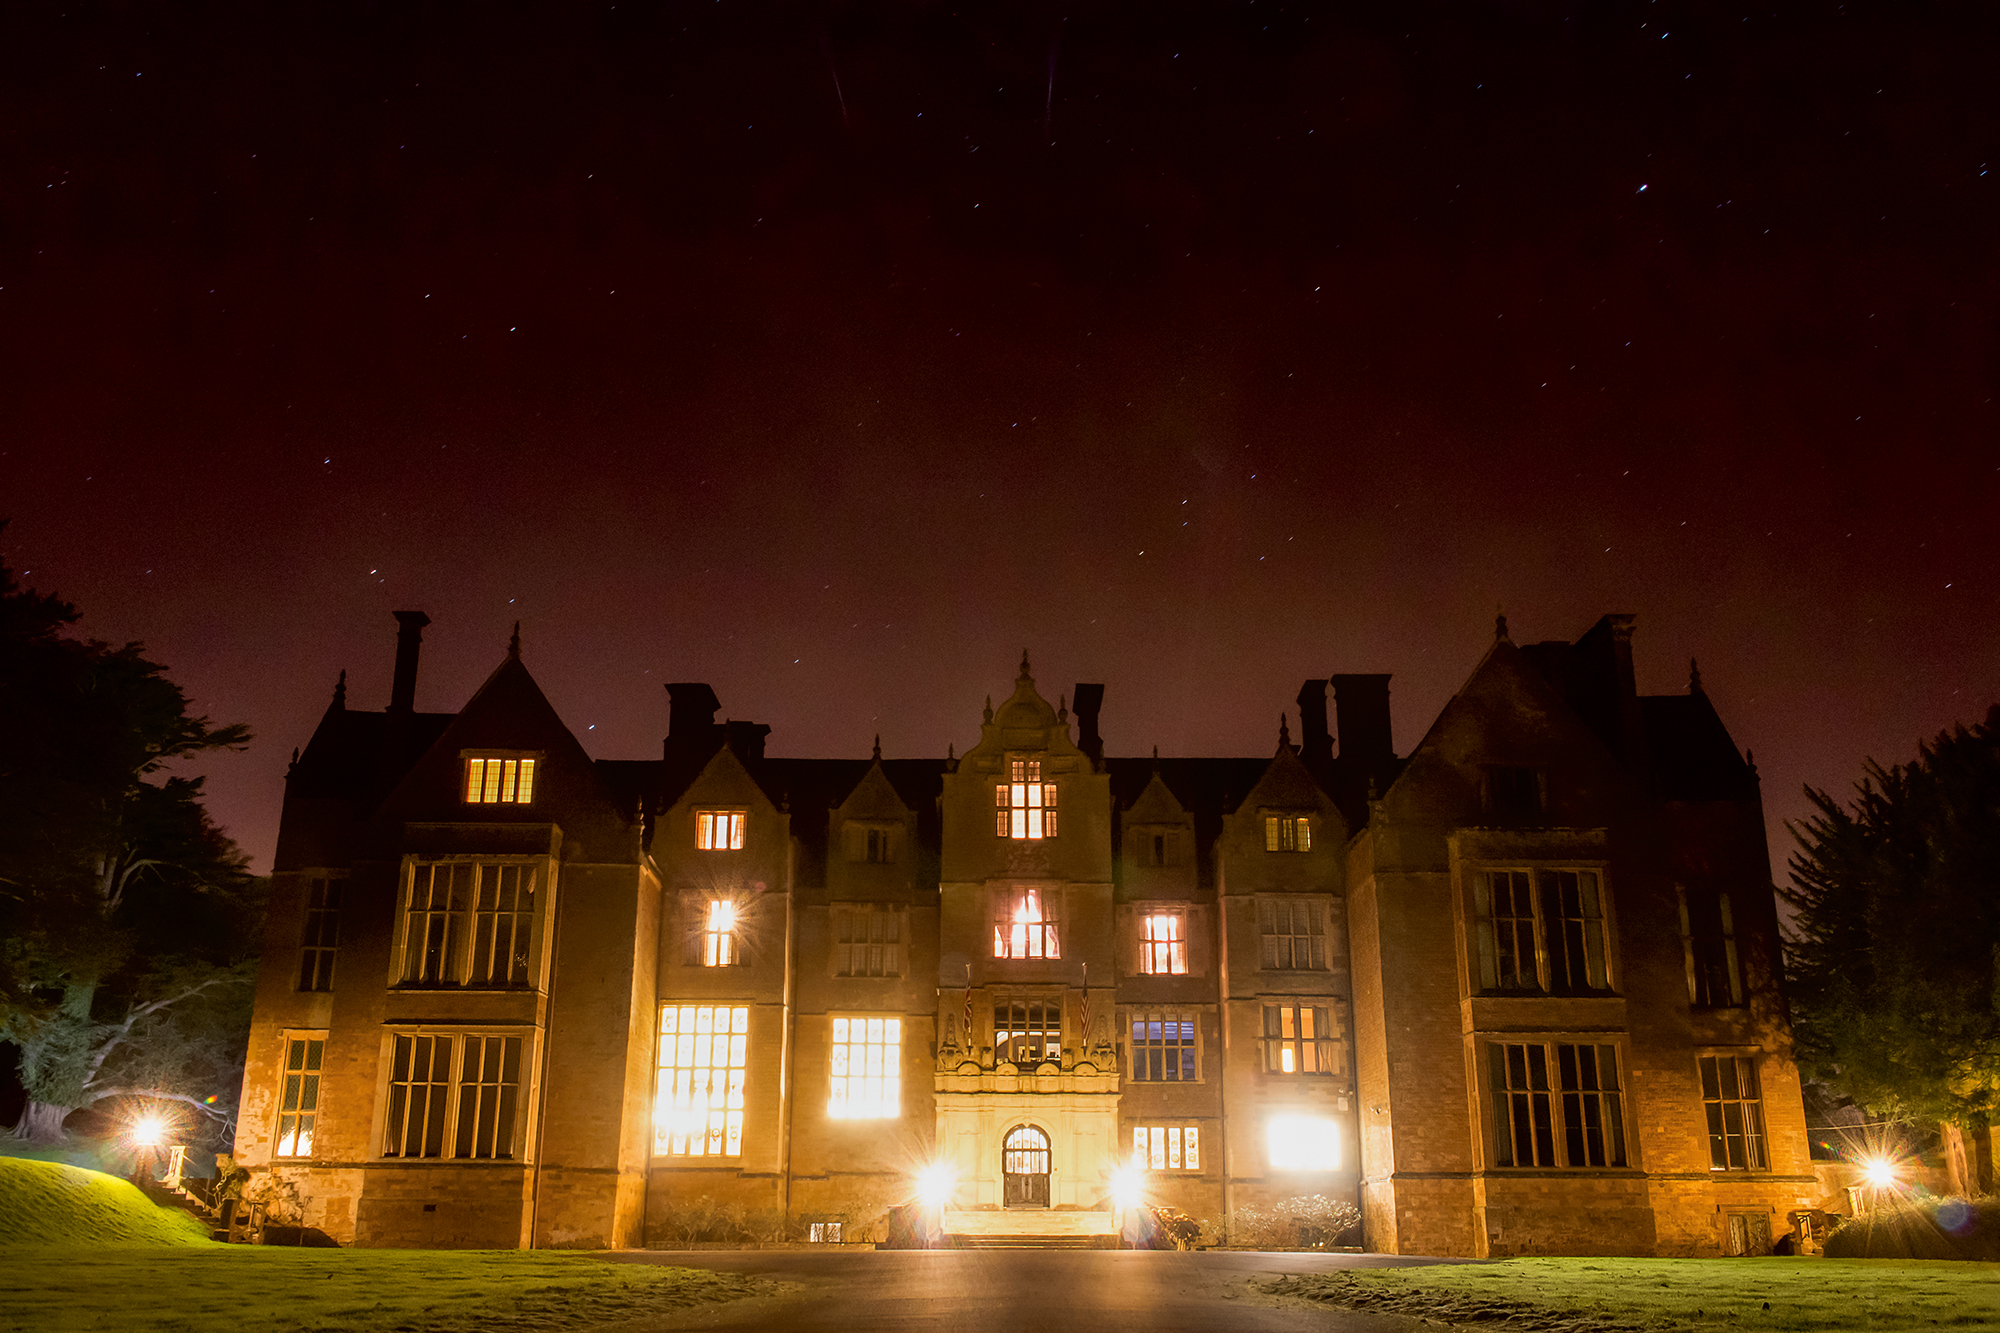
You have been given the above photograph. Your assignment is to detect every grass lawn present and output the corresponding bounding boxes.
[0,1247,768,1333]
[1266,1257,2000,1331]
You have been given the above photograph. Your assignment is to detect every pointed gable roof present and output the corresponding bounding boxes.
[835,754,914,822]
[1122,765,1192,825]
[1235,737,1347,837]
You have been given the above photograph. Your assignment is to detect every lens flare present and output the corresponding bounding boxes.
[1110,1164,1146,1212]
[1860,1156,1898,1189]
[128,1114,169,1149]
[915,1161,954,1209]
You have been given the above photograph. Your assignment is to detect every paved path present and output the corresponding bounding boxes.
[609,1249,1471,1332]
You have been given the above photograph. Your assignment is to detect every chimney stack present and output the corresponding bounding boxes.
[1072,684,1105,765]
[389,611,430,713]
[1332,673,1394,775]
[1294,680,1333,771]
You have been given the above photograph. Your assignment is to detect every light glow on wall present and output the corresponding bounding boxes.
[1266,1115,1340,1170]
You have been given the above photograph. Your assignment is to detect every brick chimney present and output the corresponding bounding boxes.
[1072,684,1105,765]
[389,611,430,713]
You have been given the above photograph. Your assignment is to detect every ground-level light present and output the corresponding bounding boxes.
[1860,1156,1899,1189]
[127,1112,169,1150]
[1266,1115,1340,1171]
[915,1161,954,1210]
[1109,1164,1146,1213]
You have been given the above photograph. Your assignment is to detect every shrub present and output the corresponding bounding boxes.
[1823,1196,1998,1260]
[1229,1195,1362,1250]
[1141,1205,1205,1250]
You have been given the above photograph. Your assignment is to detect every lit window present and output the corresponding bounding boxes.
[1490,1041,1627,1168]
[381,1032,522,1160]
[702,900,738,967]
[1266,1115,1340,1170]
[994,1000,1061,1066]
[1263,814,1311,852]
[995,759,1059,839]
[1701,1055,1767,1171]
[1132,1125,1200,1171]
[1680,888,1743,1007]
[1263,1004,1335,1075]
[828,1016,902,1119]
[464,756,536,804]
[298,876,343,992]
[1259,899,1325,970]
[835,905,902,977]
[1472,868,1611,994]
[697,810,746,850]
[654,1005,748,1156]
[809,1222,843,1243]
[993,887,1060,959]
[274,1035,324,1158]
[400,863,538,987]
[1139,911,1187,975]
[1129,1013,1196,1081]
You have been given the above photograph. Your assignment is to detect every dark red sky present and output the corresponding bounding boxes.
[3,1,1994,876]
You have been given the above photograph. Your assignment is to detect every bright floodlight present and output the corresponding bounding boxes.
[1861,1156,1898,1189]
[915,1161,954,1210]
[1110,1164,1146,1213]
[128,1113,168,1149]
[1266,1115,1340,1171]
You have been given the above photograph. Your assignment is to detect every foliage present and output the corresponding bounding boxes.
[1141,1204,1204,1249]
[1823,1195,2000,1261]
[1229,1193,1362,1249]
[1782,709,2000,1131]
[0,536,261,1144]
[645,1194,787,1246]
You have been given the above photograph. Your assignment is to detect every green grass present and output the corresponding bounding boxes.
[1266,1257,2000,1331]
[0,1249,768,1333]
[0,1157,211,1246]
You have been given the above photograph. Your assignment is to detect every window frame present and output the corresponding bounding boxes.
[1127,1009,1199,1083]
[992,885,1061,960]
[377,1027,531,1162]
[695,809,747,851]
[1467,864,1616,996]
[995,757,1059,840]
[1260,1002,1338,1076]
[1262,813,1312,852]
[653,1003,751,1158]
[1486,1039,1631,1170]
[832,903,904,978]
[393,858,547,990]
[273,1030,328,1159]
[1130,1124,1202,1172]
[1679,887,1744,1008]
[1137,908,1188,976]
[993,995,1064,1068]
[297,873,346,993]
[1258,896,1329,971]
[826,1013,904,1120]
[461,752,540,806]
[1700,1053,1770,1172]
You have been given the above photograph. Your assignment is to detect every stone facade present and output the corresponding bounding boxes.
[233,613,1813,1255]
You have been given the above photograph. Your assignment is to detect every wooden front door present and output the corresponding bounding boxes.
[1002,1125,1050,1207]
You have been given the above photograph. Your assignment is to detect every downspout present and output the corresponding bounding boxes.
[1216,847,1233,1245]
[527,862,564,1248]
[778,826,798,1228]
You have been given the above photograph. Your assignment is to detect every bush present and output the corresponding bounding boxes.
[1229,1194,1362,1250]
[1823,1196,1999,1260]
[1138,1205,1205,1250]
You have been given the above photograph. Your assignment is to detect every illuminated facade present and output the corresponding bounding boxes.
[234,613,1814,1255]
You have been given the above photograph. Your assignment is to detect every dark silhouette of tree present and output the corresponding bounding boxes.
[1784,707,2000,1196]
[0,531,260,1145]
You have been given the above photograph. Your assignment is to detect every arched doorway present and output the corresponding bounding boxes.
[1002,1124,1051,1207]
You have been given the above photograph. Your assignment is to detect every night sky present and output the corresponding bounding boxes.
[4,1,1994,876]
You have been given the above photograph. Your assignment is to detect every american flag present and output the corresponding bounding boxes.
[963,963,973,1052]
[1079,963,1090,1051]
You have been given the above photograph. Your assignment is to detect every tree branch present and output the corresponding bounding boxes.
[80,1086,233,1126]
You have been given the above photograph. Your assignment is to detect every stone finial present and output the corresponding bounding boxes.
[1277,713,1293,753]
[983,695,994,724]
[1019,648,1032,680]
[1495,610,1510,642]
[1058,693,1068,725]
[508,621,522,658]
[1689,657,1705,695]
[1151,744,1160,769]
[947,742,955,761]
[332,668,347,709]
[872,733,882,761]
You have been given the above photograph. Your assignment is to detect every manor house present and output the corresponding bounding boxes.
[235,611,1813,1256]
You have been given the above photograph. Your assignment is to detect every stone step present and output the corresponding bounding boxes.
[942,1209,1120,1247]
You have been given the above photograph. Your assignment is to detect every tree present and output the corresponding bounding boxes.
[1783,707,2000,1196]
[0,534,261,1146]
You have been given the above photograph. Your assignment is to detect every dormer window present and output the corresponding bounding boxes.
[996,759,1058,839]
[696,810,746,850]
[1264,814,1311,852]
[464,755,536,805]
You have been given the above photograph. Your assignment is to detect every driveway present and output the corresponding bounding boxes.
[607,1249,1472,1332]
